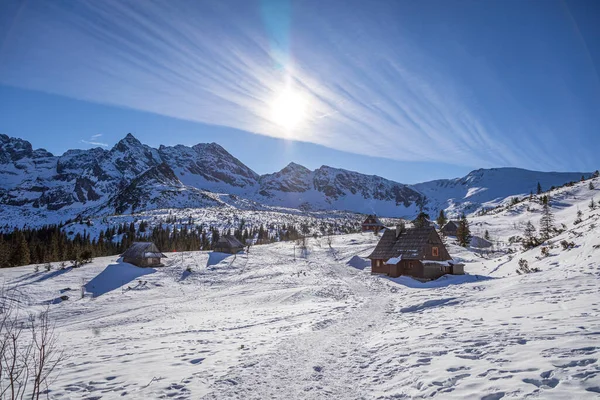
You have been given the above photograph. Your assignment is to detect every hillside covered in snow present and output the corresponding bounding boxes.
[0,133,590,229]
[1,175,599,398]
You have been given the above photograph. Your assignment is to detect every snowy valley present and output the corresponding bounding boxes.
[0,175,599,399]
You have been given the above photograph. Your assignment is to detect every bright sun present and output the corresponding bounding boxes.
[271,88,307,130]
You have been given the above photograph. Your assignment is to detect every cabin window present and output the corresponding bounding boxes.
[406,262,413,270]
[432,247,439,257]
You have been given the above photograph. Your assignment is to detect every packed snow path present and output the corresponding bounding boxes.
[1,232,599,399]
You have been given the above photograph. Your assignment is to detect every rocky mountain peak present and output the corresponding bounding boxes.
[281,162,311,174]
[0,135,34,162]
[112,133,143,153]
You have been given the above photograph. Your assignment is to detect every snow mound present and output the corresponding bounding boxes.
[207,252,235,267]
[84,262,156,297]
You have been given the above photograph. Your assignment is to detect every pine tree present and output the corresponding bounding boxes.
[436,209,447,228]
[10,232,30,267]
[537,182,542,195]
[416,195,427,213]
[590,181,595,190]
[456,213,472,247]
[0,236,9,267]
[539,202,555,241]
[540,194,550,205]
[522,221,537,250]
[484,230,490,241]
[590,197,596,210]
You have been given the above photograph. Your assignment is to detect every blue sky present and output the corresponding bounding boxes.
[1,0,598,183]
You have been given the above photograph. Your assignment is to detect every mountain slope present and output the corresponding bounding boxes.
[258,164,423,215]
[158,142,259,193]
[414,167,589,216]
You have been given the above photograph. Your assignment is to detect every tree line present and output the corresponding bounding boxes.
[0,218,360,268]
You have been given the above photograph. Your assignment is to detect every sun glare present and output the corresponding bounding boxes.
[271,88,307,130]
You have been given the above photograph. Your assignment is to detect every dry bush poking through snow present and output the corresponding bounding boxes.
[0,287,65,399]
[517,259,540,275]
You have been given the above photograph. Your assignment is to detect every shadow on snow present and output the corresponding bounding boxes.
[84,261,155,297]
[384,274,495,289]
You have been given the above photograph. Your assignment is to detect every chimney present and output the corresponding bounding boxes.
[395,222,405,238]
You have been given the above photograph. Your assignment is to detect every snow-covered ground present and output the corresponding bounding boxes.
[1,177,599,399]
[2,201,599,400]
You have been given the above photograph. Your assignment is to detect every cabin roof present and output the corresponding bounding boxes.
[122,242,167,259]
[216,235,244,248]
[362,214,384,226]
[442,221,459,230]
[367,226,443,260]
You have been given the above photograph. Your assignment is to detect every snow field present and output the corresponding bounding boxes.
[0,222,598,399]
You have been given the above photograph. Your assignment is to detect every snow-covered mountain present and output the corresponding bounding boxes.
[257,163,422,215]
[414,167,589,217]
[0,133,591,227]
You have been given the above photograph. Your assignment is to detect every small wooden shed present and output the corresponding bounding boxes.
[122,242,167,267]
[367,225,464,280]
[361,214,385,233]
[214,235,245,254]
[441,221,459,236]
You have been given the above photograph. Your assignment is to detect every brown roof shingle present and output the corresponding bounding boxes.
[367,226,444,260]
[122,242,167,259]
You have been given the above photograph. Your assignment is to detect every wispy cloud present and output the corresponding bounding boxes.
[0,0,590,170]
[81,134,108,147]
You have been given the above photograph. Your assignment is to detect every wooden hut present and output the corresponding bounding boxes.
[214,235,245,254]
[367,225,464,280]
[441,221,459,236]
[122,242,167,267]
[361,214,385,233]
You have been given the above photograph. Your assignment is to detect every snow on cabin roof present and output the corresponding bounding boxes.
[216,235,244,248]
[386,255,402,264]
[422,260,454,266]
[122,242,167,259]
[144,252,166,258]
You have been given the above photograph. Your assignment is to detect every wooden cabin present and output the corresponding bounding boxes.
[122,242,167,267]
[361,214,385,233]
[214,235,245,254]
[441,220,459,236]
[411,212,434,228]
[367,225,464,280]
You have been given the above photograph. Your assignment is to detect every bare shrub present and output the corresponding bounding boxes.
[560,240,575,251]
[326,234,333,249]
[516,259,540,274]
[0,288,64,398]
